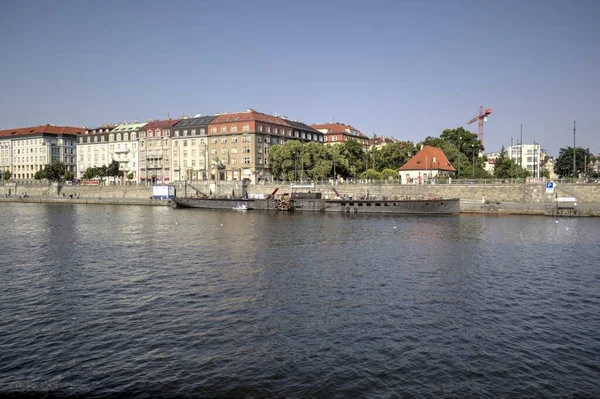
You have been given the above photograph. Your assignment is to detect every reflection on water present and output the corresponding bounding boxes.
[1,204,599,397]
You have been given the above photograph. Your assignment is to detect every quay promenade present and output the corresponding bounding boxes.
[2,180,600,216]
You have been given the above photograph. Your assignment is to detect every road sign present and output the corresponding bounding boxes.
[546,181,555,194]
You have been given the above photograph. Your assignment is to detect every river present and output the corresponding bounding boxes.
[1,203,599,397]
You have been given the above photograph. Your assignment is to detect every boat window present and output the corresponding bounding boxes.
[341,202,346,206]
[375,203,381,206]
[384,203,389,206]
[425,203,429,205]
[441,202,444,205]
[358,203,363,206]
[349,202,354,206]
[367,203,372,206]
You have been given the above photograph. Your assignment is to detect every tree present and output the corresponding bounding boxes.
[34,161,66,181]
[494,147,530,179]
[554,147,595,178]
[107,160,122,178]
[83,167,97,180]
[127,172,134,181]
[2,170,12,180]
[64,170,75,181]
[377,141,415,170]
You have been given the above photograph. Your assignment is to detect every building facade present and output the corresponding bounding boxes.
[138,119,181,184]
[0,125,83,180]
[399,145,456,184]
[171,116,215,181]
[508,143,543,177]
[311,122,369,146]
[205,109,324,183]
[77,125,117,181]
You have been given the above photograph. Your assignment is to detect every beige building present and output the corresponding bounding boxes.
[171,116,215,182]
[206,110,324,183]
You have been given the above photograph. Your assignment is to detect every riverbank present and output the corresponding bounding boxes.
[2,196,599,216]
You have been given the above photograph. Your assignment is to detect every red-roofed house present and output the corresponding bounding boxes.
[311,123,369,146]
[0,124,84,180]
[398,145,456,184]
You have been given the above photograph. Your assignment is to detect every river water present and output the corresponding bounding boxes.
[1,203,599,398]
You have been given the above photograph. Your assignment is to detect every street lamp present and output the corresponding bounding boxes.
[471,144,475,178]
[293,151,297,182]
[458,136,461,178]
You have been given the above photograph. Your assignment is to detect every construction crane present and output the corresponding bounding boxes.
[467,106,492,144]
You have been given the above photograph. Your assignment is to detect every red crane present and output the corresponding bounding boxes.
[467,106,492,144]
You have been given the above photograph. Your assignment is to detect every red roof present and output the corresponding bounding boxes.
[142,119,181,129]
[311,122,362,134]
[399,146,456,172]
[0,125,85,137]
[210,109,291,127]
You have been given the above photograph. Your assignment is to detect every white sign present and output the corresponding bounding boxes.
[545,181,555,194]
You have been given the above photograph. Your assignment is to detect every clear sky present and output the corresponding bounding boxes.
[1,0,598,155]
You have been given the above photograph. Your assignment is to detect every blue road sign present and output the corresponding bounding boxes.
[546,182,554,189]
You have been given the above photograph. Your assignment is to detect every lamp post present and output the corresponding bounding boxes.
[471,144,475,178]
[293,150,297,182]
[372,133,376,171]
[573,121,576,179]
[458,136,461,179]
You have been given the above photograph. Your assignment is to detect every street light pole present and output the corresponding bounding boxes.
[458,136,461,178]
[472,144,475,178]
[294,151,297,182]
[573,120,576,179]
[372,133,376,171]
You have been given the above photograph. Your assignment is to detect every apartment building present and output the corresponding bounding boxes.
[508,143,543,177]
[77,125,117,180]
[206,109,324,182]
[0,125,83,180]
[171,116,215,181]
[138,119,181,184]
[311,122,369,146]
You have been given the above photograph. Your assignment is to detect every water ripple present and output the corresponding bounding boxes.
[1,205,600,397]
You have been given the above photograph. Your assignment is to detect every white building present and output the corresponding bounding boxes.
[508,143,543,177]
[0,125,83,180]
[77,123,144,183]
[398,145,456,183]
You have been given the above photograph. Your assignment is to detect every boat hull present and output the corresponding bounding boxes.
[172,197,460,215]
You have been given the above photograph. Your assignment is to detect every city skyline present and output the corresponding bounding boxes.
[1,0,598,156]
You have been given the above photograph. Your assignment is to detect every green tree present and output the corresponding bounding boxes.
[107,160,122,178]
[35,161,66,181]
[494,151,530,178]
[83,167,97,180]
[377,141,415,170]
[64,170,75,181]
[3,170,13,180]
[554,147,595,178]
[127,172,134,181]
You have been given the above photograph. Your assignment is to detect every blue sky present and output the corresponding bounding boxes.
[1,0,598,155]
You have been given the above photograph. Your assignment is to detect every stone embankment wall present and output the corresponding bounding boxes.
[3,181,600,203]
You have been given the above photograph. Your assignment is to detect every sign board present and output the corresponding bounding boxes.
[545,181,555,194]
[152,185,175,200]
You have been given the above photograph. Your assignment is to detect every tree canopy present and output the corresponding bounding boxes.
[34,161,66,181]
[553,147,595,178]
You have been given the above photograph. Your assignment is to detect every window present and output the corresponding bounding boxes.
[257,137,262,143]
[231,147,238,154]
[211,127,217,134]
[175,130,180,137]
[200,128,206,135]
[183,130,188,136]
[231,125,237,133]
[257,157,262,164]
[221,126,227,133]
[109,134,115,141]
[211,138,217,144]
[231,137,238,143]
[183,150,188,157]
[257,124,263,132]
[332,136,337,142]
[242,146,250,153]
[274,127,278,134]
[221,148,227,154]
[221,137,227,143]
[266,126,271,133]
[243,124,249,132]
[191,129,196,135]
[183,140,188,147]
[243,157,250,164]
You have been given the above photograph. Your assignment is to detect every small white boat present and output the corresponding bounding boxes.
[232,204,250,210]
